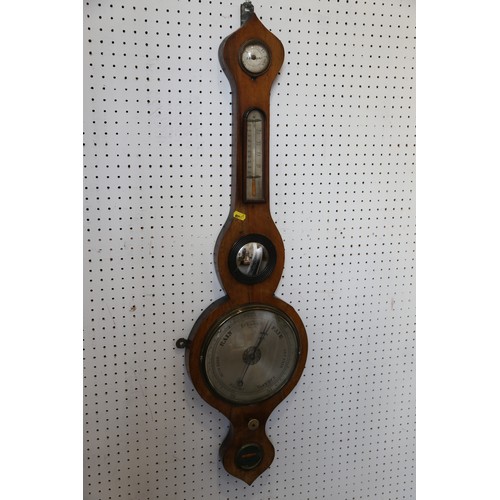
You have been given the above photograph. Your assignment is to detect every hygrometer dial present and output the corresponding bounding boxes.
[240,40,270,75]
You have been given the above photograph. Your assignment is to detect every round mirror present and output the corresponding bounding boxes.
[228,234,277,284]
[236,242,269,277]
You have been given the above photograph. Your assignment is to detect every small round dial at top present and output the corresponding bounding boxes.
[240,40,270,75]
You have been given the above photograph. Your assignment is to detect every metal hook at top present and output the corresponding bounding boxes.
[241,1,255,25]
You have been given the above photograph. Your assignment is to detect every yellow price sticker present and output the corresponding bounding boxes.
[233,210,246,221]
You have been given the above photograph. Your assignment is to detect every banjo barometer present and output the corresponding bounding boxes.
[177,2,308,484]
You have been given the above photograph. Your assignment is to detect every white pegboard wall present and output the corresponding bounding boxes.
[84,1,415,499]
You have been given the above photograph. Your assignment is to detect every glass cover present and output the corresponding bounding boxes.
[203,305,299,404]
[235,242,269,277]
[240,42,270,74]
[245,109,265,202]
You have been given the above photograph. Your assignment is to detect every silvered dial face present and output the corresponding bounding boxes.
[202,305,299,404]
[240,41,270,75]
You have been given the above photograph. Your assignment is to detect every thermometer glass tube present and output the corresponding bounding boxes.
[244,109,265,202]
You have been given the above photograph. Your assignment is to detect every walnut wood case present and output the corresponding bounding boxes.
[183,12,308,485]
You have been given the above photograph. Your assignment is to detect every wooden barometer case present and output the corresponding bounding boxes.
[177,2,308,485]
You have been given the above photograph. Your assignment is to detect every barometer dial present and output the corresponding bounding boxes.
[202,305,300,404]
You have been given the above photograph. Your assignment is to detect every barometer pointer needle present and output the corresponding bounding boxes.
[237,321,271,387]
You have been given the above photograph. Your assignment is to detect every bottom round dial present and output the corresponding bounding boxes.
[202,305,300,405]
